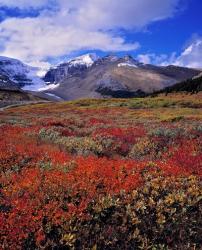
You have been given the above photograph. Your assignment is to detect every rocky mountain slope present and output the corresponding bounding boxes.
[0,54,201,100]
[0,88,50,108]
[43,54,201,99]
[0,72,17,90]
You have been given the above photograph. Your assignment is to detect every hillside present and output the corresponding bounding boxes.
[158,75,202,94]
[0,88,50,108]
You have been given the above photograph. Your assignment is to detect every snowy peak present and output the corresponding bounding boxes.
[68,53,99,67]
[118,63,138,68]
[43,54,144,84]
[0,56,47,90]
[95,55,119,65]
[43,53,100,83]
[117,55,143,68]
[0,56,31,76]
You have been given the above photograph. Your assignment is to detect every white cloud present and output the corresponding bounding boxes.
[137,53,173,65]
[0,0,181,65]
[137,54,153,64]
[0,17,139,63]
[174,38,202,68]
[76,0,180,30]
[0,0,49,9]
[137,37,202,68]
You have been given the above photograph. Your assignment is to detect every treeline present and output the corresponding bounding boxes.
[154,75,202,95]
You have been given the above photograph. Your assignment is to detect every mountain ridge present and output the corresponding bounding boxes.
[0,54,201,100]
[42,54,201,100]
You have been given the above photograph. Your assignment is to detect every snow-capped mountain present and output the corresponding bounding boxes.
[1,53,201,100]
[43,54,142,84]
[43,53,99,83]
[0,54,100,92]
[42,54,201,100]
[117,55,143,68]
[68,53,99,67]
[0,56,47,90]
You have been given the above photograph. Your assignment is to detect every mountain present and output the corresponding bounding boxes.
[0,56,46,90]
[0,71,17,90]
[0,54,201,100]
[42,54,201,100]
[44,53,99,83]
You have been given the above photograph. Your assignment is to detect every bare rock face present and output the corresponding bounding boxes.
[0,72,18,90]
[43,63,88,83]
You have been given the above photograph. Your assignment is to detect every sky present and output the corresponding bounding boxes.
[0,0,201,70]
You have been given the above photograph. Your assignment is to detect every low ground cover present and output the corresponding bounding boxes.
[0,93,201,249]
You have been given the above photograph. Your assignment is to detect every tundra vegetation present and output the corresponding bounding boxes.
[0,93,201,249]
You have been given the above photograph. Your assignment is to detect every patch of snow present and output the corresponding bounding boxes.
[22,79,46,91]
[36,69,48,77]
[38,83,60,91]
[193,72,202,79]
[118,63,138,68]
[27,60,51,77]
[68,53,99,67]
[45,93,63,100]
[0,56,21,63]
[21,69,50,91]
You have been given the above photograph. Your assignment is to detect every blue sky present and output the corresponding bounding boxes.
[0,0,201,69]
[132,0,201,53]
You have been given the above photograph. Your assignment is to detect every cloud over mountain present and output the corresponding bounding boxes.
[0,0,181,65]
[174,38,202,68]
[137,36,202,69]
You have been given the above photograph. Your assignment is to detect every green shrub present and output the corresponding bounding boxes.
[149,127,185,138]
